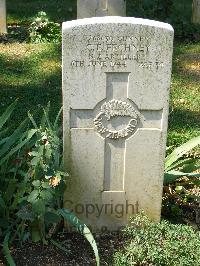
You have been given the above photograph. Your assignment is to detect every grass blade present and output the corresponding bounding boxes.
[165,136,200,170]
[0,100,17,131]
[53,107,63,130]
[0,118,29,158]
[28,111,38,129]
[166,158,196,172]
[3,233,16,266]
[0,129,37,166]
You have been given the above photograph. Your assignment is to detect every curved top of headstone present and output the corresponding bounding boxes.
[63,16,174,32]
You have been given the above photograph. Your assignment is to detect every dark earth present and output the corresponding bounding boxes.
[0,232,125,266]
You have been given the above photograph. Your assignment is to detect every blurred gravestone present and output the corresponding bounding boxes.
[77,0,126,18]
[192,0,200,24]
[0,0,6,33]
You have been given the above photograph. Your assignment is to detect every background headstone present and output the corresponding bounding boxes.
[192,0,200,24]
[77,0,126,18]
[0,0,6,33]
[63,17,174,231]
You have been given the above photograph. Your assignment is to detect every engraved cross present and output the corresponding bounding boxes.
[70,72,162,192]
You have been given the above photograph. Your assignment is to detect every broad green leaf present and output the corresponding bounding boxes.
[164,170,200,185]
[30,156,40,166]
[27,190,39,203]
[41,182,50,189]
[0,100,17,131]
[59,208,100,266]
[40,190,53,201]
[165,136,200,170]
[32,180,41,187]
[166,158,196,172]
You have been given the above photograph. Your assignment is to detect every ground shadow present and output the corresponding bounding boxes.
[168,108,200,131]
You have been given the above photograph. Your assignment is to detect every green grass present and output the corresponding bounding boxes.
[7,0,76,24]
[0,43,62,126]
[168,43,200,147]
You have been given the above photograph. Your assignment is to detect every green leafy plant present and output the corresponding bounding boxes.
[164,136,200,185]
[0,102,99,266]
[114,212,200,266]
[163,136,200,221]
[28,11,61,43]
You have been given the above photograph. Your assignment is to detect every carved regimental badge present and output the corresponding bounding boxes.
[93,99,138,139]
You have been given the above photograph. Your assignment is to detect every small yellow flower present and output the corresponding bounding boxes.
[49,176,60,187]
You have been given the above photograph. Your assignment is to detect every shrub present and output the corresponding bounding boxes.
[28,11,61,43]
[0,102,99,266]
[114,212,200,266]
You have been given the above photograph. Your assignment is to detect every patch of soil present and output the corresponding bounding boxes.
[0,232,125,266]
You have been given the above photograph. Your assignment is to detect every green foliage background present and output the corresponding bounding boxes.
[127,0,199,40]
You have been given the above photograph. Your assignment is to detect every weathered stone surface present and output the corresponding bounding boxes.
[77,0,126,18]
[63,17,174,232]
[0,0,6,33]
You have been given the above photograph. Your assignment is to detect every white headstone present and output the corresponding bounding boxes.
[77,0,126,18]
[63,17,174,232]
[0,0,6,33]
